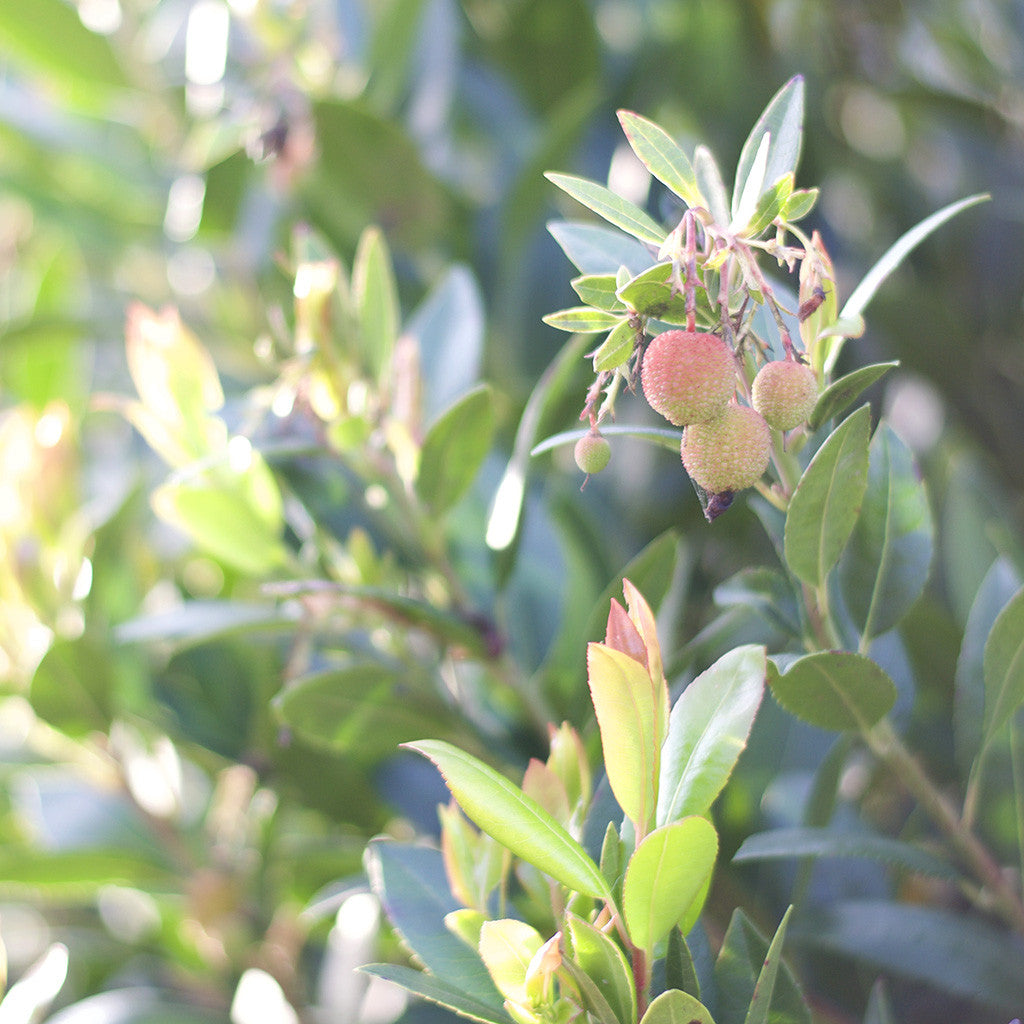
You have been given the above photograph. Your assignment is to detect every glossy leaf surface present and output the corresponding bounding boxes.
[657,645,766,826]
[617,110,701,207]
[404,741,609,899]
[545,172,666,245]
[784,405,871,586]
[563,915,636,1024]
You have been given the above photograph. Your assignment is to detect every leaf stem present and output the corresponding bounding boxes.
[865,717,1024,934]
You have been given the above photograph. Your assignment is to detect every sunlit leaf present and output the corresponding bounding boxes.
[657,646,766,826]
[542,307,628,333]
[478,919,543,1004]
[403,741,609,899]
[622,818,718,952]
[546,172,666,246]
[617,110,701,207]
[563,915,636,1024]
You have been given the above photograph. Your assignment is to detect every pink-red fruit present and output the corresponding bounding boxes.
[574,433,611,475]
[751,359,818,431]
[641,330,736,426]
[681,404,771,494]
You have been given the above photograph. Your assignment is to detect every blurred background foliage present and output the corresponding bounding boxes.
[2,1,1024,1022]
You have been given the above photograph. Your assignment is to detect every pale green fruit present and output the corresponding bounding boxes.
[574,433,611,474]
[751,359,818,431]
[681,404,771,493]
[641,330,736,426]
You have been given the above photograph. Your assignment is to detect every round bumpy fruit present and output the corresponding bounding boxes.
[751,359,818,431]
[641,330,736,426]
[574,432,611,475]
[681,403,771,494]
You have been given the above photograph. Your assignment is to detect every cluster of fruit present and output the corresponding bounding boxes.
[574,329,819,500]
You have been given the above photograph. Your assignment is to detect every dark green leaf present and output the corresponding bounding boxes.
[416,385,496,516]
[403,741,610,899]
[839,425,934,641]
[784,405,871,586]
[365,840,506,1009]
[983,585,1024,749]
[808,362,899,432]
[546,172,666,246]
[657,646,766,825]
[791,901,1024,1014]
[714,909,810,1024]
[30,635,116,735]
[361,964,512,1024]
[732,827,960,880]
[742,906,796,1024]
[665,928,701,1002]
[770,651,897,732]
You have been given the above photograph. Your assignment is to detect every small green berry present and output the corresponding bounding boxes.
[574,432,611,475]
[681,403,771,494]
[641,330,737,426]
[751,359,818,431]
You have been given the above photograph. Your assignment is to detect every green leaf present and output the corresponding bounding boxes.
[617,111,701,207]
[732,827,960,880]
[714,909,810,1024]
[352,226,400,380]
[572,274,625,311]
[657,646,766,826]
[403,741,609,899]
[545,172,666,246]
[640,989,717,1024]
[784,405,871,586]
[732,76,805,222]
[114,601,289,648]
[791,901,1024,1014]
[542,307,628,334]
[587,643,659,833]
[770,651,897,732]
[693,146,730,226]
[808,362,899,432]
[0,0,129,111]
[826,194,989,373]
[713,569,802,640]
[954,560,1021,777]
[616,262,715,325]
[782,188,819,222]
[563,915,636,1024]
[365,840,506,1009]
[593,319,637,373]
[416,385,496,516]
[665,928,702,1001]
[982,586,1024,749]
[478,920,543,1004]
[548,220,655,277]
[622,818,718,951]
[742,906,796,1024]
[741,172,794,238]
[839,425,934,641]
[361,964,513,1024]
[29,635,116,735]
[558,957,621,1024]
[0,849,171,893]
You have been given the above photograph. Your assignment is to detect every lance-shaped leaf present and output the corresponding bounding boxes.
[839,425,933,642]
[563,915,636,1024]
[982,585,1024,749]
[542,307,627,334]
[666,928,702,1001]
[416,384,496,517]
[784,405,871,587]
[657,646,766,826]
[587,643,659,833]
[352,225,399,379]
[693,146,730,226]
[571,274,624,311]
[361,964,513,1024]
[714,909,810,1024]
[640,989,716,1024]
[593,319,636,373]
[548,221,655,277]
[403,741,609,900]
[769,652,896,733]
[742,906,796,1024]
[545,172,666,246]
[622,817,718,952]
[732,75,805,221]
[808,362,898,432]
[617,110,701,207]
